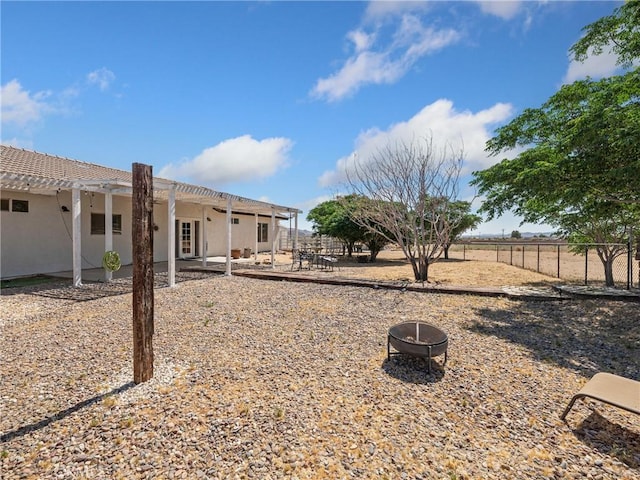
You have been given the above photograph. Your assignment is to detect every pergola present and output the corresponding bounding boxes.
[0,170,302,287]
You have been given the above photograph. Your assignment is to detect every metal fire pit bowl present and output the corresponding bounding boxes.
[387,322,448,373]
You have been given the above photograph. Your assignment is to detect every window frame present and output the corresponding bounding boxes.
[11,199,29,213]
[91,213,123,235]
[257,222,269,243]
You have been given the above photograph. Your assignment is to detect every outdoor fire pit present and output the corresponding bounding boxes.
[387,322,448,373]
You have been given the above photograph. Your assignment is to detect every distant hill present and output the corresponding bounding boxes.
[462,232,558,240]
[296,229,558,240]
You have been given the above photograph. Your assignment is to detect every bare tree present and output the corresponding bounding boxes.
[345,136,464,282]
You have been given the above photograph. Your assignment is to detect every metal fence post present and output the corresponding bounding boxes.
[584,246,588,286]
[627,236,632,290]
[537,244,540,273]
[557,244,560,278]
[510,244,513,265]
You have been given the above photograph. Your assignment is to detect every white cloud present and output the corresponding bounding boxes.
[87,68,116,91]
[347,29,376,53]
[0,79,52,126]
[363,1,431,22]
[311,12,460,102]
[318,99,513,187]
[312,0,540,102]
[1,68,114,133]
[563,44,622,84]
[1,137,33,149]
[476,1,522,20]
[158,135,294,186]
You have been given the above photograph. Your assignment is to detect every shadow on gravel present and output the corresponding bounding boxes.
[573,411,640,469]
[0,382,135,443]
[1,272,213,302]
[381,356,446,384]
[31,281,134,301]
[466,300,640,381]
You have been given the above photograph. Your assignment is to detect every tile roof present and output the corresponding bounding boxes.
[0,145,300,214]
[1,144,131,183]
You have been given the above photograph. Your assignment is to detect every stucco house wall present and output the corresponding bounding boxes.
[2,191,74,278]
[1,145,299,279]
[1,191,284,278]
[2,191,139,277]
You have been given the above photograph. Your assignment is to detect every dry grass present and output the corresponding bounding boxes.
[269,249,562,287]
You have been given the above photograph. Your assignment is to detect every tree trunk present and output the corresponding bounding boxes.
[410,257,429,282]
[603,259,615,287]
[444,244,450,260]
[132,163,154,384]
[595,245,619,288]
[420,259,429,282]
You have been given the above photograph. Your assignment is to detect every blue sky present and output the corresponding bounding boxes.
[1,1,626,234]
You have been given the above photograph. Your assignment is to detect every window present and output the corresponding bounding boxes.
[91,213,122,235]
[231,217,239,224]
[0,199,8,211]
[257,222,269,243]
[11,199,29,212]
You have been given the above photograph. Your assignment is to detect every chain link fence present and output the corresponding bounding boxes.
[279,230,639,289]
[450,242,638,289]
[278,229,344,254]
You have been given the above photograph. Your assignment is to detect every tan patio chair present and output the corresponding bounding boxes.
[560,372,640,420]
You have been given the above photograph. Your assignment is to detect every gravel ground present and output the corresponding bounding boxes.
[1,271,639,479]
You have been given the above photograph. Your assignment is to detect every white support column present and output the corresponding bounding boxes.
[168,185,176,287]
[105,191,113,282]
[201,206,207,267]
[72,187,82,287]
[254,213,259,262]
[294,212,299,252]
[271,207,276,269]
[226,197,232,276]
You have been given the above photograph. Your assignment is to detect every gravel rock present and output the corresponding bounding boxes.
[1,273,639,479]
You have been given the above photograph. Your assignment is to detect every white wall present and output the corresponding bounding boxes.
[1,191,74,277]
[0,191,283,278]
[0,191,136,278]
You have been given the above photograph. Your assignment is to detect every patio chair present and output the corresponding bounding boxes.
[560,372,640,421]
[291,249,312,271]
[319,255,338,271]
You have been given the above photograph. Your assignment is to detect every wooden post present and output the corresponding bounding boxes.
[132,163,154,384]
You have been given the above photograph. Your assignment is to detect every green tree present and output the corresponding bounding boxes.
[510,230,522,239]
[306,197,361,256]
[472,3,640,286]
[342,194,391,262]
[476,70,639,211]
[570,0,640,69]
[560,201,638,286]
[441,201,482,259]
[307,194,390,260]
